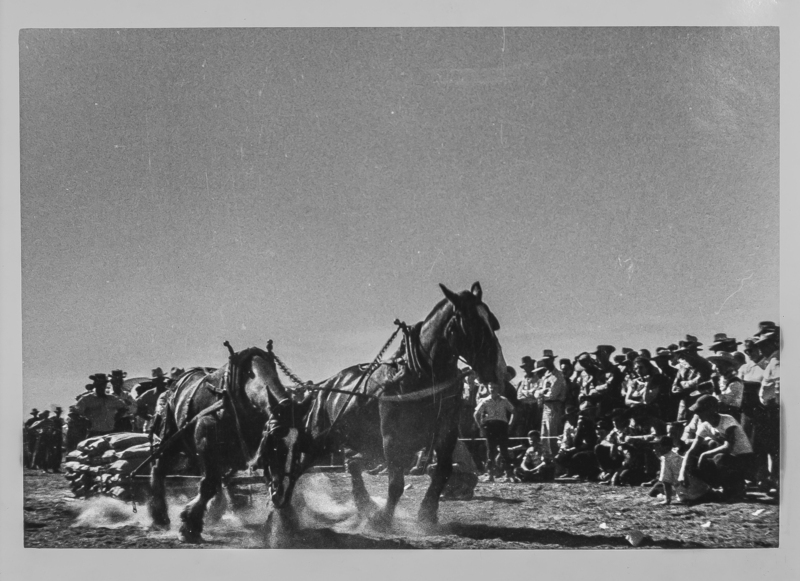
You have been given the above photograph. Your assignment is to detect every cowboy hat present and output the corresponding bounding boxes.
[613,354,627,365]
[541,349,557,360]
[520,356,536,369]
[151,367,165,378]
[708,333,741,351]
[168,366,184,379]
[754,321,778,337]
[110,369,127,378]
[707,351,738,368]
[89,373,108,382]
[591,345,616,356]
[532,359,549,373]
[689,394,720,414]
[653,347,672,359]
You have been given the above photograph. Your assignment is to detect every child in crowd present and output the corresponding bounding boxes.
[649,435,711,505]
[513,430,555,482]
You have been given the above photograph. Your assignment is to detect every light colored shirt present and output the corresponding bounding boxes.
[521,442,552,469]
[717,376,744,409]
[739,359,765,383]
[515,375,539,402]
[659,449,683,485]
[474,395,514,424]
[75,393,126,433]
[537,369,566,403]
[760,352,780,405]
[696,414,753,455]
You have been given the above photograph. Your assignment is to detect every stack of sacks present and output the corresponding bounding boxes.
[63,433,156,499]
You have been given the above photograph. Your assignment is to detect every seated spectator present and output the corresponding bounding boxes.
[512,430,555,482]
[595,410,627,482]
[648,435,712,505]
[707,352,744,417]
[554,409,598,480]
[679,395,753,501]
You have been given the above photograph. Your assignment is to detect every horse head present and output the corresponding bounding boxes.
[260,390,311,509]
[244,349,310,509]
[439,281,507,387]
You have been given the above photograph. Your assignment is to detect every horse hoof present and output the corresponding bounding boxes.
[178,524,203,544]
[367,511,392,532]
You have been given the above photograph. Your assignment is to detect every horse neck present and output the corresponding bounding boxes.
[417,301,459,377]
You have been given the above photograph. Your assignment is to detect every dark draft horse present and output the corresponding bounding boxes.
[147,346,307,543]
[280,282,507,530]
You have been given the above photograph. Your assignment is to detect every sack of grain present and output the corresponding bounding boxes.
[65,450,84,461]
[117,443,153,460]
[63,461,82,473]
[107,459,134,474]
[107,432,150,451]
[77,436,110,454]
[100,449,119,463]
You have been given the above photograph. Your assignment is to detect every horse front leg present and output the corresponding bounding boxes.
[179,419,221,543]
[344,448,377,518]
[418,431,457,527]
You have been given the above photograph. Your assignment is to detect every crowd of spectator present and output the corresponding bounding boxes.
[466,321,781,503]
[23,366,184,470]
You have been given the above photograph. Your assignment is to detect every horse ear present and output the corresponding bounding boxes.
[439,284,463,311]
[470,282,483,301]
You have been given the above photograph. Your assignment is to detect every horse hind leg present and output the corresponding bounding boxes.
[148,452,175,529]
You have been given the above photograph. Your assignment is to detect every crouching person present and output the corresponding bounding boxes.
[648,435,711,505]
[513,430,555,482]
[679,395,753,502]
[426,440,479,500]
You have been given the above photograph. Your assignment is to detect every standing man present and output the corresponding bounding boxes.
[754,323,780,493]
[514,356,540,437]
[533,351,567,457]
[109,369,137,432]
[23,408,40,468]
[136,367,170,433]
[671,336,714,423]
[75,373,127,437]
[474,383,516,482]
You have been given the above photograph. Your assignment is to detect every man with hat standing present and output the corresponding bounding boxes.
[671,335,714,423]
[23,408,41,468]
[513,356,540,437]
[109,369,136,432]
[533,350,567,457]
[708,333,741,354]
[75,373,127,437]
[136,367,171,433]
[754,323,780,492]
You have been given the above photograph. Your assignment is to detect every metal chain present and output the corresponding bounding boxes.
[272,351,306,388]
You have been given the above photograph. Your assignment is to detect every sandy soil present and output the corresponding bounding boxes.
[23,468,779,549]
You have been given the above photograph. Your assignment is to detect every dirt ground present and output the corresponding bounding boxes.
[23,468,779,549]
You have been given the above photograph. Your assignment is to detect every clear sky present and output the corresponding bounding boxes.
[19,27,778,411]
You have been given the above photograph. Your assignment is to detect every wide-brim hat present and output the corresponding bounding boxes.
[653,347,672,359]
[168,366,185,379]
[574,352,594,365]
[30,408,39,415]
[638,349,652,360]
[707,351,738,368]
[754,330,779,345]
[754,321,778,337]
[591,345,616,356]
[541,349,557,360]
[89,373,109,382]
[520,356,536,370]
[532,359,549,373]
[689,394,719,414]
[708,333,741,351]
[151,367,165,378]
[612,354,627,365]
[110,369,127,378]
[621,347,634,355]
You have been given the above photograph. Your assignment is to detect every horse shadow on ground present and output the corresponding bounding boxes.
[439,523,706,549]
[468,495,525,505]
